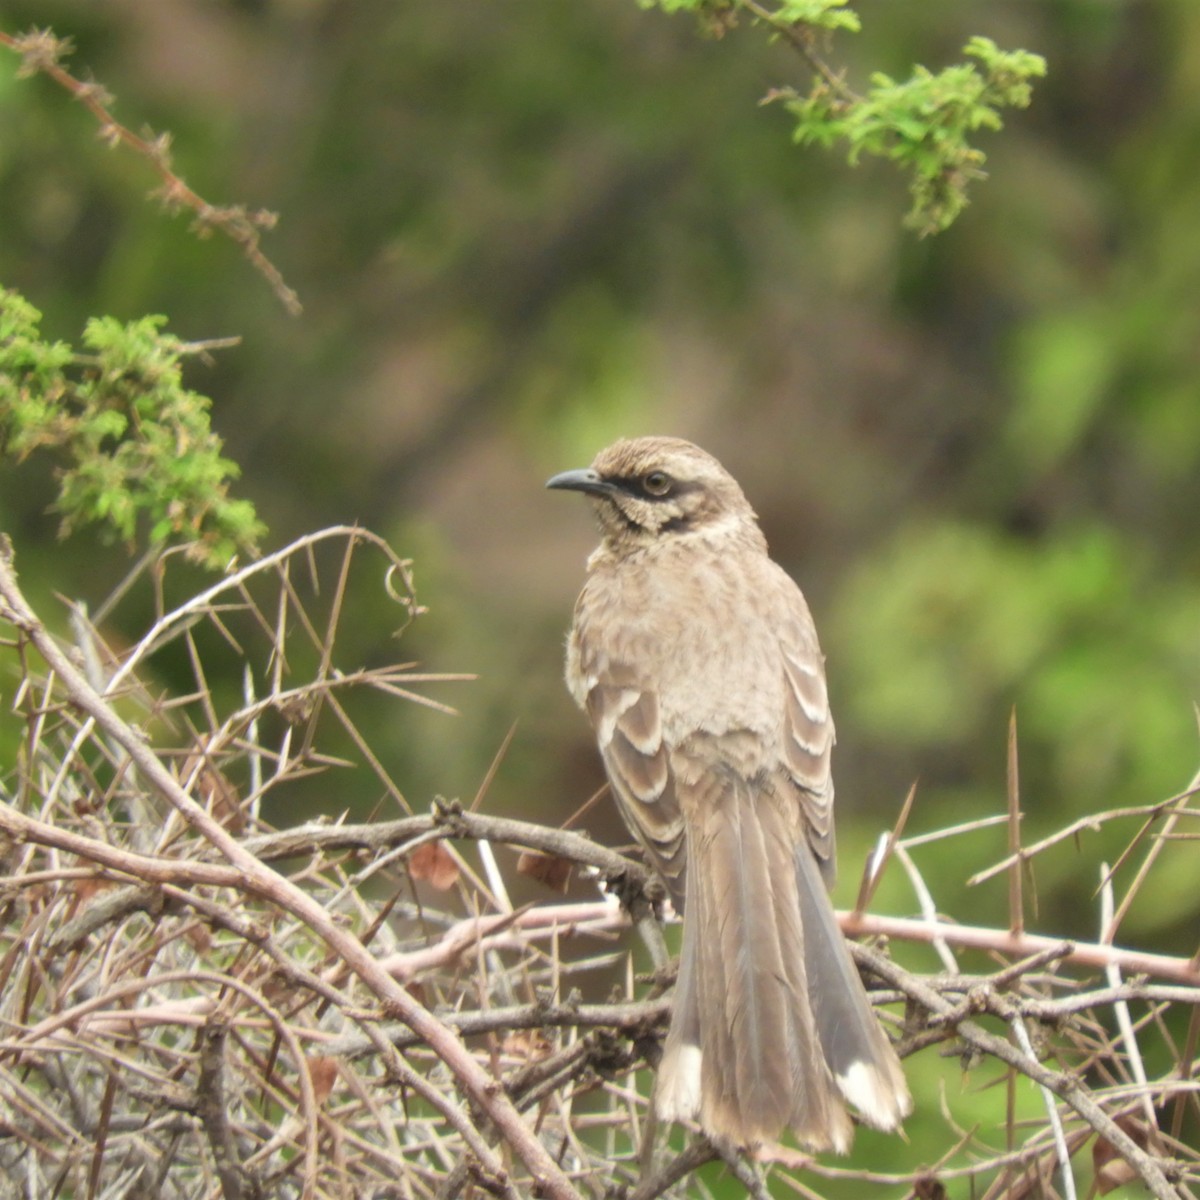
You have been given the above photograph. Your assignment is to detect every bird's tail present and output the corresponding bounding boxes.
[656,776,909,1150]
[794,827,912,1134]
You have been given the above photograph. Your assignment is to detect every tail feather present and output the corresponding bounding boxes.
[655,773,909,1150]
[794,840,913,1130]
[700,780,803,1139]
[657,774,853,1150]
[656,867,702,1125]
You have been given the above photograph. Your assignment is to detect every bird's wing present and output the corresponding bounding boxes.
[581,661,687,904]
[776,589,837,874]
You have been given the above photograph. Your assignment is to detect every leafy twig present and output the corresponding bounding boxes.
[644,1,1046,234]
[0,288,265,569]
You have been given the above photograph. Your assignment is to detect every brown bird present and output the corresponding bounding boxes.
[548,436,910,1152]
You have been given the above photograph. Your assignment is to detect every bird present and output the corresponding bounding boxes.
[547,435,911,1152]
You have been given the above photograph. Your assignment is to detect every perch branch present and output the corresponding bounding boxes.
[0,544,581,1200]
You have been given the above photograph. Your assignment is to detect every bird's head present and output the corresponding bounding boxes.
[547,436,762,550]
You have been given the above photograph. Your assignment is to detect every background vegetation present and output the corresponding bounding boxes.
[2,1,1199,1197]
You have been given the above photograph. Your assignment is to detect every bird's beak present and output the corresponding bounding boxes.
[545,467,616,497]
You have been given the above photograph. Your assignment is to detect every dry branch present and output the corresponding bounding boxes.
[0,536,576,1200]
[0,527,1197,1198]
[0,26,302,314]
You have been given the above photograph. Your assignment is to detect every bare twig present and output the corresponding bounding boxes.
[1100,863,1160,1139]
[244,807,653,896]
[856,944,1184,1200]
[844,910,1200,987]
[0,26,302,314]
[1010,1014,1076,1200]
[3,525,1200,1198]
[1007,708,1025,936]
[852,779,915,918]
[0,543,579,1200]
[969,784,1200,887]
[198,1022,251,1200]
[629,1137,720,1200]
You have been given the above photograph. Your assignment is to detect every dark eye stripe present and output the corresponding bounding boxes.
[611,474,702,502]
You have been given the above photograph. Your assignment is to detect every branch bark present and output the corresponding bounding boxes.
[0,544,582,1200]
[856,944,1185,1200]
[845,910,1200,987]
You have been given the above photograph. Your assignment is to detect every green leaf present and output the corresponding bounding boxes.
[783,35,1046,235]
[774,0,861,32]
[0,284,265,569]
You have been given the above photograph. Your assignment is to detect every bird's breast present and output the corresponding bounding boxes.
[572,541,791,748]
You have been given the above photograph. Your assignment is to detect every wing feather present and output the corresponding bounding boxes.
[778,609,837,874]
[584,674,686,901]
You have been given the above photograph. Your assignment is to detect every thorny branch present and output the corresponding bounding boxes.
[197,1021,256,1200]
[0,26,302,315]
[0,535,577,1200]
[856,946,1184,1200]
[0,527,1198,1197]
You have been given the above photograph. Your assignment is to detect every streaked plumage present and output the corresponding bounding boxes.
[548,436,910,1150]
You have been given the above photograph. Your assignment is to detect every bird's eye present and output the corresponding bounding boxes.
[642,470,672,496]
